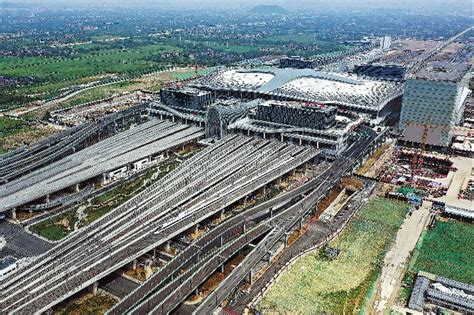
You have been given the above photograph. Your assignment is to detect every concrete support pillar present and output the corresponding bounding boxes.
[195,287,199,296]
[313,203,319,215]
[247,269,253,284]
[172,116,175,122]
[75,184,80,192]
[102,173,107,184]
[91,282,98,295]
[299,138,302,146]
[270,207,274,217]
[220,210,225,221]
[263,132,266,139]
[219,236,224,247]
[298,217,303,232]
[280,134,284,142]
[220,264,225,273]
[194,224,199,234]
[11,208,16,220]
[45,194,50,203]
[243,222,246,234]
[165,241,171,252]
[132,259,137,270]
[262,186,266,196]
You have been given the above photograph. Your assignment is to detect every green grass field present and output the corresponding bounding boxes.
[56,81,135,110]
[409,220,474,283]
[0,117,31,154]
[0,45,180,80]
[258,197,409,314]
[171,68,213,80]
[0,117,29,137]
[29,209,79,241]
[398,219,474,305]
[0,44,181,110]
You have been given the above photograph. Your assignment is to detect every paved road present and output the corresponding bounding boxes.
[100,273,140,299]
[0,221,53,259]
[373,200,432,312]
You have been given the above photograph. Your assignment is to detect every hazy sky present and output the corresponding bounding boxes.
[4,0,473,12]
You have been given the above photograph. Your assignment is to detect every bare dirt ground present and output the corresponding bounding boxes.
[434,156,472,209]
[372,201,432,313]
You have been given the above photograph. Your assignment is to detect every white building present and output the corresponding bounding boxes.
[399,62,471,146]
[132,158,151,172]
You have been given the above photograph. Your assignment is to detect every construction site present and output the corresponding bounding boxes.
[0,27,472,315]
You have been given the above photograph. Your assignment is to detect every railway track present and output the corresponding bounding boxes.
[0,135,319,314]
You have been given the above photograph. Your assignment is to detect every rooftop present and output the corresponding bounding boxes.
[413,61,470,82]
[165,86,211,96]
[258,100,336,114]
[192,67,403,111]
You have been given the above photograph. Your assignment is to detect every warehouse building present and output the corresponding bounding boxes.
[399,62,471,147]
[408,272,474,313]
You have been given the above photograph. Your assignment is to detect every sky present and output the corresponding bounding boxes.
[4,0,473,13]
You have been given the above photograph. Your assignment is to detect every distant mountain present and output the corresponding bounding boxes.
[251,5,288,15]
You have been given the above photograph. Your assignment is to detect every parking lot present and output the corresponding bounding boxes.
[0,221,53,260]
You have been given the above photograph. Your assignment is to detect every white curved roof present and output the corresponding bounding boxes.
[207,70,274,90]
[193,67,403,111]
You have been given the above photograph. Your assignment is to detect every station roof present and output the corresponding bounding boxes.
[191,67,403,111]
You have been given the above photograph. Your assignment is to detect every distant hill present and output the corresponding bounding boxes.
[251,5,288,15]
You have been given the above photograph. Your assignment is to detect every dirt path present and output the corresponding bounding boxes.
[372,200,432,313]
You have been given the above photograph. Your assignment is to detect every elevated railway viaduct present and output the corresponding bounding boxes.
[107,126,384,314]
[0,116,385,314]
[0,104,148,185]
[0,134,319,314]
